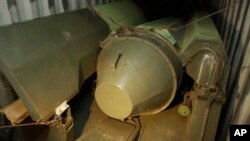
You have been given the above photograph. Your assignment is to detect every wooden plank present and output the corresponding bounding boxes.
[0,99,29,125]
[0,0,12,26]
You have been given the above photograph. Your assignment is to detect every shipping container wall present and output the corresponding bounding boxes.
[210,0,250,140]
[0,0,116,26]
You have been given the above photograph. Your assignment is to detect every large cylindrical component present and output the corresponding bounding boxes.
[95,25,183,120]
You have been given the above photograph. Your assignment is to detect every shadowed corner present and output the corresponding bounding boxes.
[68,73,96,139]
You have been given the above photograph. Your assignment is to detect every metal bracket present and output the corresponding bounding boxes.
[44,101,74,141]
[186,85,226,103]
[55,101,69,116]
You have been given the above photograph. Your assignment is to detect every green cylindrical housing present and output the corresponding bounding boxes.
[95,24,183,120]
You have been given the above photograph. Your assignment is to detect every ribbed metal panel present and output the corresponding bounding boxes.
[0,0,116,26]
[210,0,250,140]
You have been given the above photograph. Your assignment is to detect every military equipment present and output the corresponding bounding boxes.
[0,1,229,141]
[0,9,109,141]
[86,2,229,141]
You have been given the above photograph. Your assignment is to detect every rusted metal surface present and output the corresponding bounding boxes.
[184,84,225,141]
[0,99,28,125]
[0,9,109,121]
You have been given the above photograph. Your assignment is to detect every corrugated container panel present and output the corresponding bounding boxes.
[210,0,250,140]
[0,0,117,26]
[0,0,12,25]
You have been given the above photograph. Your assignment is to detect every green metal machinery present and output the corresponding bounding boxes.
[81,1,229,141]
[95,12,228,120]
[0,0,229,141]
[0,1,146,141]
[0,9,109,141]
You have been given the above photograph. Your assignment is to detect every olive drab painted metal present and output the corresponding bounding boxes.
[0,10,109,120]
[95,26,183,120]
[93,0,147,31]
[0,9,110,141]
[0,0,230,140]
[94,4,229,140]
